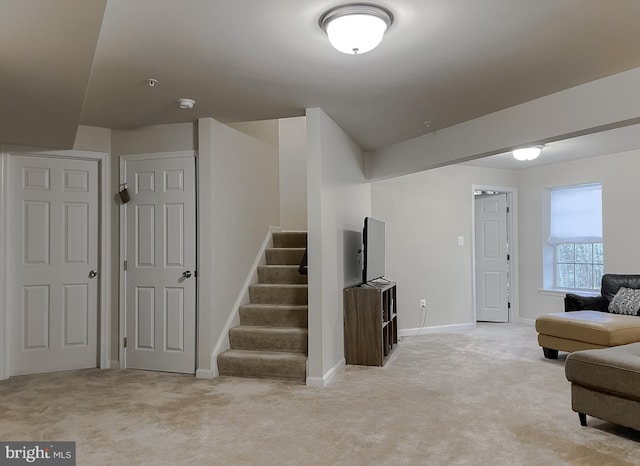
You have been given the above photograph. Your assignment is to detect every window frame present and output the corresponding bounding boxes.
[542,183,603,293]
[553,241,604,291]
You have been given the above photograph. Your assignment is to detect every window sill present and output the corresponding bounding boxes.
[538,288,600,298]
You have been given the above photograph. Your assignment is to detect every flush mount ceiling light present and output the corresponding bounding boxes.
[177,98,195,109]
[512,145,544,161]
[319,3,394,55]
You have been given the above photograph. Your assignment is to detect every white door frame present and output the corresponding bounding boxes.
[0,147,111,380]
[118,150,197,370]
[471,185,519,323]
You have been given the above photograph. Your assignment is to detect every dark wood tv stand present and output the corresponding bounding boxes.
[343,281,398,366]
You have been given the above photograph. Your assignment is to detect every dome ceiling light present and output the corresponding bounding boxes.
[178,98,195,109]
[319,3,394,55]
[512,146,544,161]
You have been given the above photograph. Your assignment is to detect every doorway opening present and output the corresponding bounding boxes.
[472,186,518,323]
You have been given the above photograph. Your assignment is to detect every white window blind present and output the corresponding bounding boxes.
[548,184,602,245]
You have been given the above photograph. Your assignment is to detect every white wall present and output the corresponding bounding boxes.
[73,125,111,153]
[111,123,197,155]
[306,108,371,384]
[516,149,640,321]
[279,116,307,230]
[198,118,280,374]
[372,165,516,331]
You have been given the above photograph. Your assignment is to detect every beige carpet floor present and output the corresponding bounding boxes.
[1,323,639,465]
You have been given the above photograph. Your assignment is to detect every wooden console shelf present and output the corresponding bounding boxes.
[343,281,397,366]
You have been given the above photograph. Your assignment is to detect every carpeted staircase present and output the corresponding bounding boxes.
[217,231,308,382]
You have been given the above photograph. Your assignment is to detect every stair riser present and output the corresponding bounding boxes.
[240,306,308,328]
[229,330,308,353]
[258,266,308,284]
[249,286,308,305]
[266,249,305,265]
[272,232,307,249]
[217,356,305,382]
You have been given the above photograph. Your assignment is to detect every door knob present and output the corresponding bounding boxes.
[89,270,98,278]
[182,271,192,278]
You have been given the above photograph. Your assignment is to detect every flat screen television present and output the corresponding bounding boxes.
[362,217,386,283]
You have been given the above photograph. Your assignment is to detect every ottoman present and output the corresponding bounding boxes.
[535,311,640,359]
[565,343,640,430]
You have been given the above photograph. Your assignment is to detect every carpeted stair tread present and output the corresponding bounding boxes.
[258,265,308,284]
[229,325,308,353]
[265,248,306,265]
[249,283,308,305]
[230,325,308,335]
[272,231,307,249]
[217,349,306,381]
[240,304,308,327]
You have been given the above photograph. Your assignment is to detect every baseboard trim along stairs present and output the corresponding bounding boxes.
[217,231,308,383]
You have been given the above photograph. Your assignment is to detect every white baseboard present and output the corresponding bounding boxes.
[196,368,214,379]
[518,318,536,326]
[399,323,475,337]
[306,359,345,388]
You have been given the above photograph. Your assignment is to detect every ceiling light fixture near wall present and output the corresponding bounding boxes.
[319,3,394,55]
[178,98,195,109]
[512,145,544,161]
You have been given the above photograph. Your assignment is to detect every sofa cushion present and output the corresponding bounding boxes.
[565,343,640,400]
[535,311,640,346]
[608,287,640,316]
[565,293,608,312]
[601,274,640,302]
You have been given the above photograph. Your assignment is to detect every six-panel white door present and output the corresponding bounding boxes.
[10,155,99,375]
[124,155,196,373]
[475,193,509,323]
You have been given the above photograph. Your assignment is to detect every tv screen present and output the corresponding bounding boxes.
[363,217,385,283]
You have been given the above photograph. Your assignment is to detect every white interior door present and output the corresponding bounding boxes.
[123,155,196,373]
[475,193,509,322]
[9,155,99,375]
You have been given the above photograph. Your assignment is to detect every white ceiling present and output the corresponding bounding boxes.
[3,0,640,152]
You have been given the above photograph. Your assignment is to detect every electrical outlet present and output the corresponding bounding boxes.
[420,299,426,308]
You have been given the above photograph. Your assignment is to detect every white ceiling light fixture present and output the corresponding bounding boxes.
[320,3,394,55]
[178,98,195,109]
[512,145,544,161]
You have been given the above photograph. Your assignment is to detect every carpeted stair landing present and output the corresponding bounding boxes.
[217,231,308,382]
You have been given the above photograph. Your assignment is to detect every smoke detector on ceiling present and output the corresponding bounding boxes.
[178,98,195,109]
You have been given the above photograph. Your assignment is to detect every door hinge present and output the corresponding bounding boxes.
[124,337,127,348]
[124,260,127,271]
[508,302,511,309]
[506,206,510,213]
[507,254,510,261]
